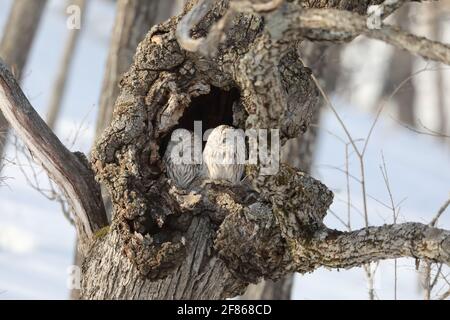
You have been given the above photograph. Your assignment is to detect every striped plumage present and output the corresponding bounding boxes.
[163,130,201,189]
[203,125,245,184]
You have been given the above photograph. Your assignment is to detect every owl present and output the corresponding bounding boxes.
[163,129,201,189]
[203,125,246,184]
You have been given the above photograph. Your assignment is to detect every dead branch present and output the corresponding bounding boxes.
[310,223,450,270]
[12,137,73,225]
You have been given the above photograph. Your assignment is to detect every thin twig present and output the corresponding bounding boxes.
[345,144,351,230]
[12,138,74,225]
[329,209,350,230]
[392,116,450,139]
[430,196,450,227]
[362,65,436,157]
[379,152,399,299]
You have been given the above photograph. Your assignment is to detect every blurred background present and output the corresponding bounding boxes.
[0,0,448,300]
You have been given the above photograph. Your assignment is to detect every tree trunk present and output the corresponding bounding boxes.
[95,0,171,140]
[1,0,450,301]
[84,1,450,300]
[82,218,245,299]
[89,2,320,298]
[381,5,416,126]
[68,0,177,299]
[46,0,87,130]
[94,0,177,223]
[430,3,447,136]
[0,0,47,164]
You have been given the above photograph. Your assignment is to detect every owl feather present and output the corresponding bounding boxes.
[203,125,246,184]
[164,130,201,189]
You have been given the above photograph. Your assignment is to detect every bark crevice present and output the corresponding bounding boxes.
[78,0,450,299]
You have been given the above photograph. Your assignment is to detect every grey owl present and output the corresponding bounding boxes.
[203,125,246,184]
[164,130,201,189]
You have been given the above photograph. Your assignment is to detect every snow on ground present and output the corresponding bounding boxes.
[0,0,449,300]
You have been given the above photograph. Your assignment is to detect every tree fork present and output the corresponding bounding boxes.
[0,0,449,300]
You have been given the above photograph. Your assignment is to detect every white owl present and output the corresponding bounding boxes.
[164,129,202,189]
[203,125,246,184]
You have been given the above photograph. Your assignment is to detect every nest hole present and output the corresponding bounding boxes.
[161,86,240,155]
[179,86,239,132]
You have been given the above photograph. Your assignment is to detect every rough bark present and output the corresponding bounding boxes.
[1,0,449,300]
[283,43,340,173]
[74,0,176,299]
[82,216,245,299]
[243,42,341,300]
[46,0,87,130]
[95,0,169,139]
[83,0,450,299]
[0,0,47,165]
[87,3,316,299]
[94,0,177,224]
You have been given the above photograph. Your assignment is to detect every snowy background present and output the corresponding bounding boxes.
[0,0,449,299]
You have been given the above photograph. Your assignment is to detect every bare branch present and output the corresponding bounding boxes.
[178,2,450,65]
[430,196,450,227]
[392,115,450,139]
[0,61,107,251]
[289,8,450,65]
[12,137,74,225]
[306,223,450,270]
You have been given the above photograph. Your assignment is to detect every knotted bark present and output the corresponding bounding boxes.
[86,1,320,298]
[0,0,447,300]
[81,0,450,299]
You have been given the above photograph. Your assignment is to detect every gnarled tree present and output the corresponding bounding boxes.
[0,0,449,300]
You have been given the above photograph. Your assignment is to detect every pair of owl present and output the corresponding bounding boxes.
[163,125,246,189]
